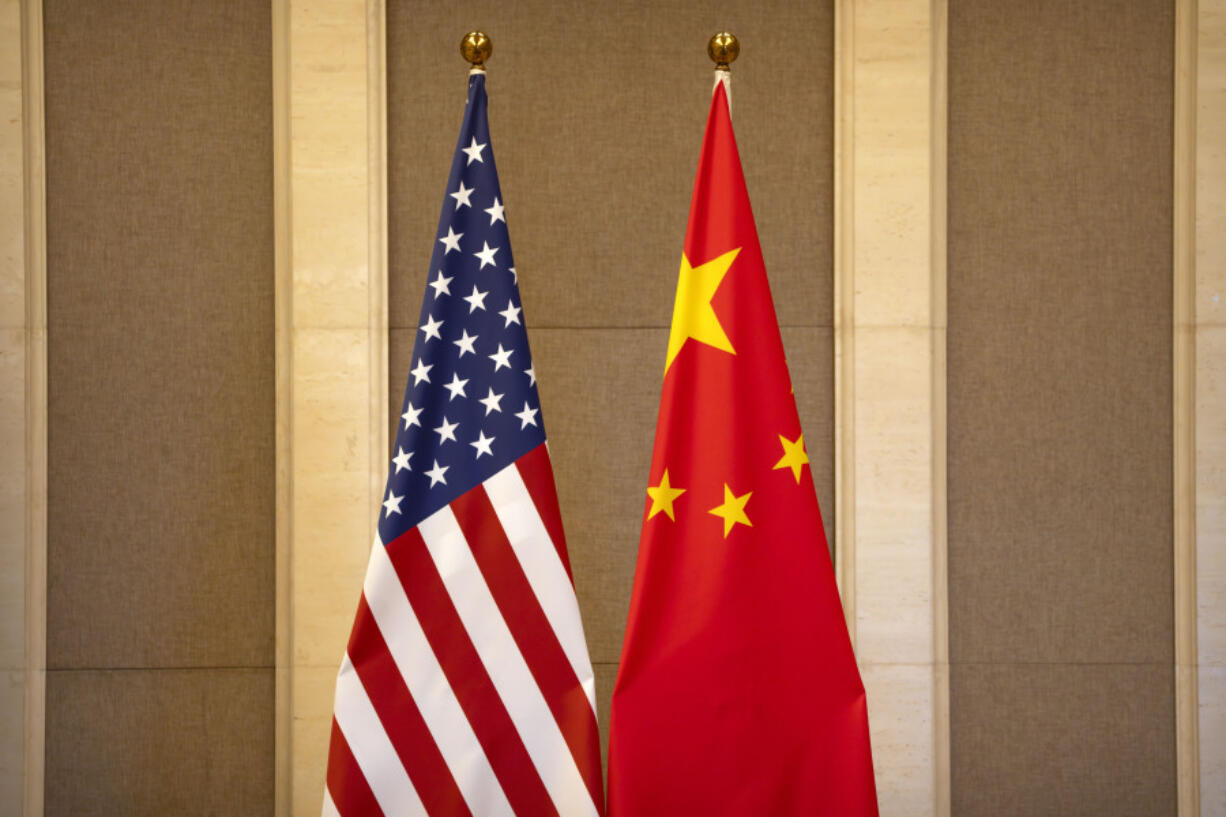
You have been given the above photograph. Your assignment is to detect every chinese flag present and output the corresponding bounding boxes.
[607,79,879,816]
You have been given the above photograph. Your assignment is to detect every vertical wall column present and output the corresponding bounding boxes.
[834,0,949,814]
[1176,0,1199,812]
[1,1,45,815]
[1196,0,1226,810]
[277,0,387,814]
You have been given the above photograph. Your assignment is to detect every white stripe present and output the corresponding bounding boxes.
[320,789,341,817]
[419,507,600,817]
[363,537,516,817]
[332,654,426,816]
[485,462,599,712]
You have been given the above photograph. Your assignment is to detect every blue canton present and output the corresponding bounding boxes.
[380,73,546,543]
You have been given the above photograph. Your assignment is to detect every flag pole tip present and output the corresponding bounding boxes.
[708,32,739,71]
[460,31,492,69]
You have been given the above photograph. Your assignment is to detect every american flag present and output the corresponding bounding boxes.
[322,71,604,817]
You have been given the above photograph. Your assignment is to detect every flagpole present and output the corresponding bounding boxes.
[460,30,491,74]
[708,31,739,114]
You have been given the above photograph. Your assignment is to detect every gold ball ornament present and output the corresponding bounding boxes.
[708,32,740,70]
[460,31,492,68]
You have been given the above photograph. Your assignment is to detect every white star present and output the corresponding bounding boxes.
[450,180,475,210]
[391,446,412,473]
[463,285,488,313]
[438,226,462,254]
[470,430,495,459]
[499,300,522,327]
[474,241,499,269]
[425,459,449,487]
[410,359,432,385]
[461,137,486,165]
[488,344,513,371]
[453,330,478,357]
[402,402,422,428]
[485,197,505,224]
[478,387,504,415]
[444,372,469,401]
[515,401,539,429]
[524,366,536,387]
[434,416,458,444]
[429,270,453,298]
[509,266,517,283]
[420,314,444,342]
[382,489,403,517]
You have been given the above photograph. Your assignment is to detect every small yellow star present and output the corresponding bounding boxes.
[708,483,753,538]
[664,247,741,373]
[773,433,810,483]
[646,469,686,521]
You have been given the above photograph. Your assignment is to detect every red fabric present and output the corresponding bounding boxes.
[516,445,575,583]
[607,82,879,816]
[326,719,385,817]
[449,486,605,807]
[345,596,471,817]
[385,527,560,817]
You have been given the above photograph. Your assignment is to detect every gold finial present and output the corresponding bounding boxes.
[460,31,492,69]
[708,32,739,71]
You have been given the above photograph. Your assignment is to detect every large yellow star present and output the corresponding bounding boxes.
[646,469,686,521]
[664,247,741,373]
[772,433,810,483]
[708,483,753,538]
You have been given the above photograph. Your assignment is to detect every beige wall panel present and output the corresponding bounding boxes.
[0,326,23,807]
[0,330,23,665]
[1199,1,1226,332]
[1198,0,1226,810]
[4,0,45,811]
[838,0,948,810]
[848,0,939,331]
[44,669,273,816]
[0,1,24,712]
[852,325,935,664]
[42,0,275,670]
[0,0,21,331]
[280,0,389,809]
[857,662,936,810]
[951,663,1176,816]
[290,328,379,669]
[289,664,342,815]
[948,0,1176,810]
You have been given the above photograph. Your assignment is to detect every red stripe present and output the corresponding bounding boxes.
[516,444,574,582]
[326,717,385,817]
[385,527,560,817]
[346,594,473,817]
[451,486,605,813]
